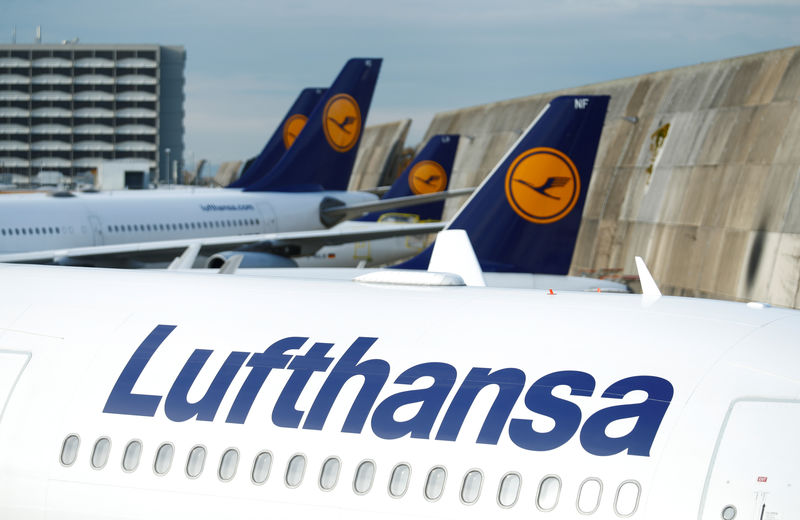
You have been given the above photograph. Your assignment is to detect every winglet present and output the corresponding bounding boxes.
[168,243,201,270]
[635,256,661,305]
[217,254,243,274]
[428,229,486,287]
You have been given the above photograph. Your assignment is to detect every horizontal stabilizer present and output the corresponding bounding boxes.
[321,187,474,225]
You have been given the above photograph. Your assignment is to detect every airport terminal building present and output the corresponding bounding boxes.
[0,43,184,185]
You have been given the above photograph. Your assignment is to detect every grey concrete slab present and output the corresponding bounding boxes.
[768,233,800,307]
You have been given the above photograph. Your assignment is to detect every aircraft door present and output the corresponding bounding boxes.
[699,400,800,520]
[353,241,371,261]
[88,215,104,246]
[0,351,30,425]
[256,202,278,233]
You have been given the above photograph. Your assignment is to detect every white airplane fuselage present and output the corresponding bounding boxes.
[0,189,377,255]
[293,219,430,268]
[0,265,797,519]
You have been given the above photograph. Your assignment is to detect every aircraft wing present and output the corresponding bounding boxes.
[0,221,445,267]
[321,187,474,225]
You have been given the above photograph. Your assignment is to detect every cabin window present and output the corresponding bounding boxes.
[60,434,80,466]
[424,466,446,501]
[497,472,521,508]
[91,437,111,469]
[251,451,272,485]
[185,445,206,478]
[218,448,239,482]
[122,440,142,472]
[460,470,482,505]
[536,475,561,512]
[614,480,641,517]
[388,463,411,498]
[577,478,603,514]
[722,506,737,520]
[319,457,340,491]
[353,460,375,495]
[285,454,306,488]
[154,443,174,475]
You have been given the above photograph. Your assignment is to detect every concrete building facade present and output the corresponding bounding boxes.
[0,43,184,184]
[422,46,800,308]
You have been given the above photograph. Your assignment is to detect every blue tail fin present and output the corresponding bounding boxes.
[356,134,459,222]
[228,87,326,188]
[396,95,609,274]
[245,58,382,192]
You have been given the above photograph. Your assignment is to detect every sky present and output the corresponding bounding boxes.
[5,0,799,168]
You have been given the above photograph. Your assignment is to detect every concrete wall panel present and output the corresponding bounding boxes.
[349,119,410,191]
[418,46,800,307]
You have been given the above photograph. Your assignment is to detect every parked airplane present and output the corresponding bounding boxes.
[0,258,796,519]
[396,95,608,276]
[207,134,462,268]
[292,95,608,273]
[0,58,464,267]
[206,95,625,291]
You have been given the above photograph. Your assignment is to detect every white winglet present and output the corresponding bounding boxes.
[635,256,661,305]
[217,254,243,275]
[427,230,486,287]
[168,243,201,270]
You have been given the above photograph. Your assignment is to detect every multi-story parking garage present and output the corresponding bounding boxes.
[0,43,184,184]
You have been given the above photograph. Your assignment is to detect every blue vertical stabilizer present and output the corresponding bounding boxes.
[229,87,326,188]
[245,58,382,192]
[396,95,609,274]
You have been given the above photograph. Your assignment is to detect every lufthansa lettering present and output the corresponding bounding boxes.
[104,325,673,457]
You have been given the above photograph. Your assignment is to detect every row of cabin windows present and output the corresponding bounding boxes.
[60,434,641,516]
[1,226,62,236]
[106,218,261,234]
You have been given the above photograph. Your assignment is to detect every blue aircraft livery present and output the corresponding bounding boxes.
[245,58,382,193]
[104,325,674,457]
[356,134,459,223]
[228,87,326,189]
[396,95,609,275]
